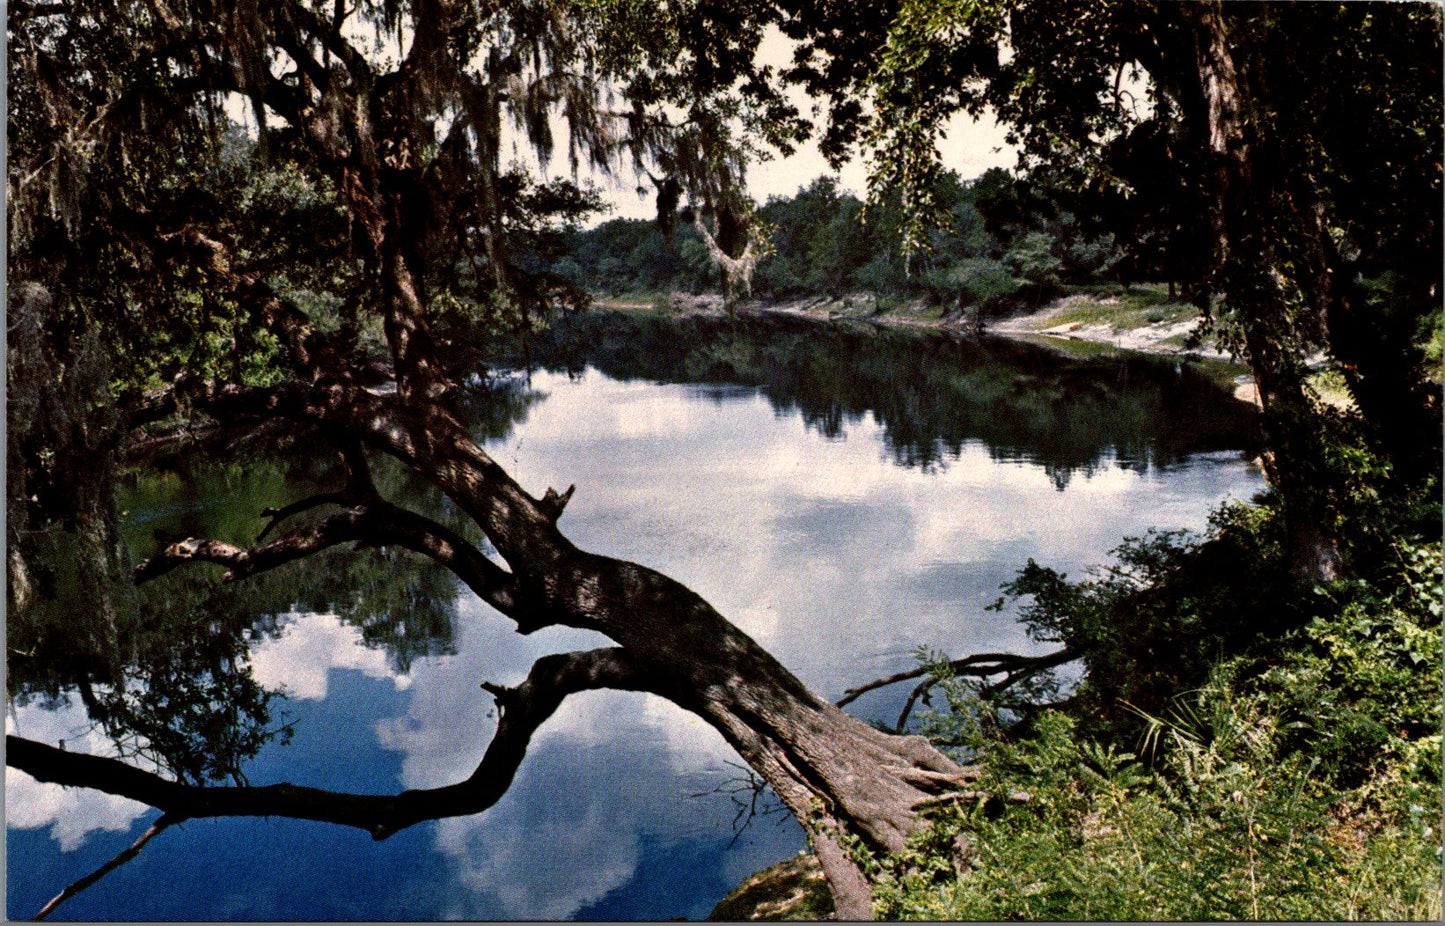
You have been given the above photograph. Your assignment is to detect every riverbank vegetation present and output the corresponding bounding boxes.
[555,168,1126,317]
[711,487,1440,920]
[863,505,1441,920]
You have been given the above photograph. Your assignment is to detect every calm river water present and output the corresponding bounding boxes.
[7,312,1266,920]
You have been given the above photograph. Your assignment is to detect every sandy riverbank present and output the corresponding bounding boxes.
[596,291,1261,404]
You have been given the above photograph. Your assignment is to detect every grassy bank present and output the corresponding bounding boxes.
[591,284,1258,398]
[865,526,1442,919]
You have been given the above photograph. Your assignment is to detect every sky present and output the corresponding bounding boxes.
[582,107,1019,223]
[562,26,1021,222]
[225,22,1022,224]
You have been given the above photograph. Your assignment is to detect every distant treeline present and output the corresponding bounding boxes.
[551,169,1160,313]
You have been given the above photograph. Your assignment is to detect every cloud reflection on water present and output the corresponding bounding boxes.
[6,702,152,851]
[483,370,1264,704]
[250,611,414,699]
[372,599,752,919]
[7,363,1264,920]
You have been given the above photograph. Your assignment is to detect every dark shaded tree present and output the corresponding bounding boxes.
[781,0,1442,581]
[7,2,967,917]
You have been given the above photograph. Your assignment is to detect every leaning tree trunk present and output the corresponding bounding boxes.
[5,8,977,912]
[113,381,975,919]
[317,335,973,919]
[40,185,976,920]
[366,207,970,913]
[534,547,972,918]
[1180,0,1343,581]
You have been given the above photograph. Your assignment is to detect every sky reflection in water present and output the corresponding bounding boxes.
[8,357,1264,920]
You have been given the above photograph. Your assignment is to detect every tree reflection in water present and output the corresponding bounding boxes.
[518,311,1259,485]
[7,312,1259,917]
[10,373,544,787]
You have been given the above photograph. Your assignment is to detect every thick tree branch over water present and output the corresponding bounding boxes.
[134,501,522,619]
[130,340,983,916]
[10,1,1438,919]
[6,2,965,919]
[9,648,653,841]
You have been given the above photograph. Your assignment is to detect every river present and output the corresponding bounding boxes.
[7,311,1266,920]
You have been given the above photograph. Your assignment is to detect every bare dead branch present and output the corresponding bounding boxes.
[686,759,790,849]
[893,676,937,734]
[255,493,349,541]
[35,813,183,920]
[836,648,1080,709]
[979,659,1069,700]
[256,431,380,540]
[886,647,1080,732]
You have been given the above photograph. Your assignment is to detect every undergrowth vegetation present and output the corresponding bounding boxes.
[864,500,1442,920]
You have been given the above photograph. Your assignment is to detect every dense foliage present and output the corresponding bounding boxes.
[761,8,1445,910]
[552,169,1124,313]
[787,0,1442,583]
[6,0,805,797]
[7,0,1440,919]
[869,505,1442,920]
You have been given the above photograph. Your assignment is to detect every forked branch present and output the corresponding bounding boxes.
[256,432,379,540]
[134,499,526,623]
[9,647,653,844]
[837,647,1081,732]
[692,210,761,300]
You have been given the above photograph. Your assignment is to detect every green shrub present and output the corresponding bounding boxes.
[876,671,1440,920]
[984,505,1299,737]
[1004,231,1062,286]
[1246,539,1442,792]
[877,509,1442,921]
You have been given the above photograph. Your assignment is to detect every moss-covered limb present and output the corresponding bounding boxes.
[707,853,835,921]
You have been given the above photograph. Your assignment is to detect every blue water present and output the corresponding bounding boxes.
[8,347,1265,920]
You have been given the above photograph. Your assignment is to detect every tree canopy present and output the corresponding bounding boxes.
[6,2,962,918]
[786,0,1442,578]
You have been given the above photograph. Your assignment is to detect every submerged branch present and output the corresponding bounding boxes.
[35,813,183,920]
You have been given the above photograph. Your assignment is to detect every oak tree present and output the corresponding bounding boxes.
[785,0,1442,579]
[7,1,964,917]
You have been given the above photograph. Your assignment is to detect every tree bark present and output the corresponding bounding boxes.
[31,245,976,917]
[1178,1,1342,581]
[5,8,981,915]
